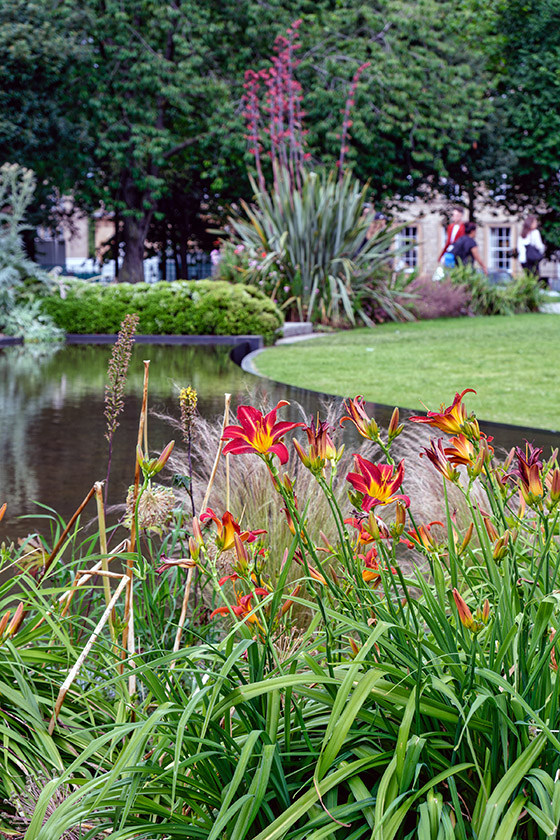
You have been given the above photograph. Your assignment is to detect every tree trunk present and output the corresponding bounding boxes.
[119,214,152,283]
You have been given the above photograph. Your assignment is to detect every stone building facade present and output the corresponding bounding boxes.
[392,195,559,284]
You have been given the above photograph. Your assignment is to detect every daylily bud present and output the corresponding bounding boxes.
[233,533,249,573]
[3,602,24,639]
[0,610,11,637]
[493,531,510,562]
[452,588,490,634]
[188,535,202,561]
[349,638,361,657]
[388,407,404,442]
[329,566,340,584]
[307,564,327,585]
[281,585,301,615]
[453,588,475,630]
[458,522,474,555]
[391,501,407,537]
[192,516,204,547]
[503,447,515,472]
[0,503,6,523]
[137,440,175,478]
[548,469,560,506]
[366,511,381,541]
[482,514,499,542]
[154,440,175,472]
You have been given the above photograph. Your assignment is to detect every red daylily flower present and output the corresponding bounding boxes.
[345,512,391,543]
[200,508,266,553]
[410,389,476,435]
[346,455,410,512]
[210,588,269,624]
[340,396,379,441]
[357,546,396,586]
[222,401,304,464]
[401,521,444,551]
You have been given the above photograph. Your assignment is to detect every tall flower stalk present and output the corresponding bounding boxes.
[179,386,198,517]
[104,313,139,508]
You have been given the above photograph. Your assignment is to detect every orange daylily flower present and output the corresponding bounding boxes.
[222,401,304,464]
[410,389,476,436]
[340,396,379,441]
[200,508,266,553]
[346,455,410,512]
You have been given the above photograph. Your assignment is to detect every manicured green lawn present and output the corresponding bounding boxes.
[255,313,560,430]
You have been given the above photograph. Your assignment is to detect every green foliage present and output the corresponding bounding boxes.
[227,168,413,325]
[449,264,544,316]
[0,163,64,340]
[41,279,283,343]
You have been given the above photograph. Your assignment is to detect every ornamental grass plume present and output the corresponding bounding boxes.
[103,313,139,506]
[179,385,198,516]
[3,776,99,839]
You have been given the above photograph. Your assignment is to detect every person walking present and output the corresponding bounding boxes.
[518,215,545,281]
[439,206,465,266]
[452,222,488,274]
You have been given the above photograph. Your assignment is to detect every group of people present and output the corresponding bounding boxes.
[439,207,545,279]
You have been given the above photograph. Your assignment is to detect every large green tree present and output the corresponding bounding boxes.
[492,0,560,250]
[1,0,502,280]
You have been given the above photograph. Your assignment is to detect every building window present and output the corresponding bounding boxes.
[489,227,511,271]
[395,226,418,271]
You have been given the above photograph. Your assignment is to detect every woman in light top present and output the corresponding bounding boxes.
[518,215,545,278]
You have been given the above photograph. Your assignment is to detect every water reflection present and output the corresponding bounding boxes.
[1,342,559,543]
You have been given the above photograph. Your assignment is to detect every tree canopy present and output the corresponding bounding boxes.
[1,0,558,278]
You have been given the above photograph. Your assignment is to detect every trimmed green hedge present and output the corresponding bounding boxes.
[41,279,284,344]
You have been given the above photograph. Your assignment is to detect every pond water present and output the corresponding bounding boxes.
[1,341,560,544]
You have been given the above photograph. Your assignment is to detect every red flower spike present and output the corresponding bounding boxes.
[222,401,304,464]
[346,455,410,511]
[410,389,476,436]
